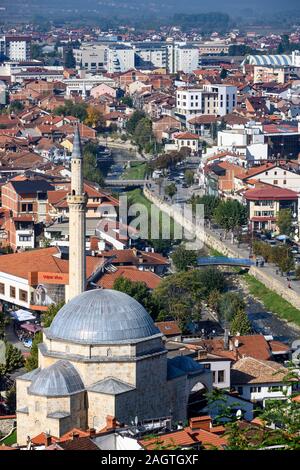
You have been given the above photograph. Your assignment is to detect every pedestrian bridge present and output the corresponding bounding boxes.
[197,257,254,267]
[104,179,146,187]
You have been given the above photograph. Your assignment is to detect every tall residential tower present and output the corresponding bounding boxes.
[67,125,87,300]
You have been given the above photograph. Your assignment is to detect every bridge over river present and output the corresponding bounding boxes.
[197,257,254,268]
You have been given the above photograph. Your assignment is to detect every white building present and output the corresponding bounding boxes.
[176,84,237,120]
[4,35,31,61]
[175,45,200,74]
[73,44,134,74]
[231,357,296,407]
[73,44,107,72]
[0,79,7,105]
[106,46,135,74]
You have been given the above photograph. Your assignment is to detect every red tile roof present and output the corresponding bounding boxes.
[155,321,181,336]
[244,186,298,201]
[98,266,162,290]
[174,132,200,140]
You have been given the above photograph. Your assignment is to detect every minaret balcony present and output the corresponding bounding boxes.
[67,194,88,205]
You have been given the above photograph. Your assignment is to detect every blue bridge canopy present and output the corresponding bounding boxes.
[197,257,254,267]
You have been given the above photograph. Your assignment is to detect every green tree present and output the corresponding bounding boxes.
[9,100,24,114]
[4,342,24,373]
[189,194,220,220]
[165,183,177,199]
[217,292,245,325]
[126,110,145,135]
[5,385,16,414]
[214,199,247,233]
[276,208,292,236]
[184,169,194,186]
[120,95,133,107]
[133,117,154,152]
[230,308,252,335]
[25,331,42,371]
[42,301,65,328]
[25,302,64,371]
[220,68,228,80]
[271,245,294,274]
[113,277,158,318]
[31,43,44,60]
[171,246,198,271]
[83,151,104,186]
[64,49,76,69]
[153,268,226,331]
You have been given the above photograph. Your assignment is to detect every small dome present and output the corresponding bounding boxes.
[28,360,84,397]
[46,289,160,344]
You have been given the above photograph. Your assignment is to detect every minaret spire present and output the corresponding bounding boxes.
[67,124,88,300]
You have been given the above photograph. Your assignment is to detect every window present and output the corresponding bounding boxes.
[273,180,278,185]
[19,235,31,242]
[237,386,243,395]
[218,370,225,383]
[10,286,16,298]
[203,364,210,370]
[274,171,277,175]
[19,289,28,302]
[283,180,287,184]
[0,283,4,295]
[250,386,261,393]
[268,385,283,392]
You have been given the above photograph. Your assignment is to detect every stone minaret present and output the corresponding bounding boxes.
[67,125,88,300]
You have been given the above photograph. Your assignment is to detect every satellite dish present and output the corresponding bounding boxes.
[134,416,138,426]
[236,409,242,420]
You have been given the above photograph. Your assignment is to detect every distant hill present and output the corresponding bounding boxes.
[1,0,300,24]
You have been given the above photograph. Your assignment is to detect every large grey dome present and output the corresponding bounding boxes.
[28,360,84,397]
[46,289,160,344]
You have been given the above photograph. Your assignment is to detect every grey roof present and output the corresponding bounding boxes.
[18,368,41,382]
[47,411,71,419]
[28,360,85,397]
[167,361,186,380]
[88,377,135,395]
[72,124,83,160]
[46,289,161,345]
[245,54,292,67]
[168,356,204,375]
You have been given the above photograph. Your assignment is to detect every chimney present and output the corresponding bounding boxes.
[89,428,96,437]
[106,415,117,430]
[45,433,52,447]
[197,349,208,360]
[224,327,229,350]
[71,432,80,440]
[189,416,212,432]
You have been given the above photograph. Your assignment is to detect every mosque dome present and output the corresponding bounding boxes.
[46,289,161,344]
[28,360,84,397]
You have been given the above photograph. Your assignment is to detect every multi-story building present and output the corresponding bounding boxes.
[218,122,300,162]
[244,186,299,232]
[174,44,200,74]
[73,44,107,72]
[106,45,135,73]
[176,84,237,121]
[4,35,31,61]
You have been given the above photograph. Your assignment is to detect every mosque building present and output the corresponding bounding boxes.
[16,127,212,444]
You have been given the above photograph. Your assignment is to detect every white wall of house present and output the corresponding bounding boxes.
[200,359,231,389]
[234,382,292,406]
[0,271,31,309]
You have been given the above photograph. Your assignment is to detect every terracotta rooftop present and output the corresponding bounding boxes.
[244,186,298,201]
[155,321,182,337]
[231,357,288,385]
[0,247,105,282]
[99,249,169,266]
[98,266,162,290]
